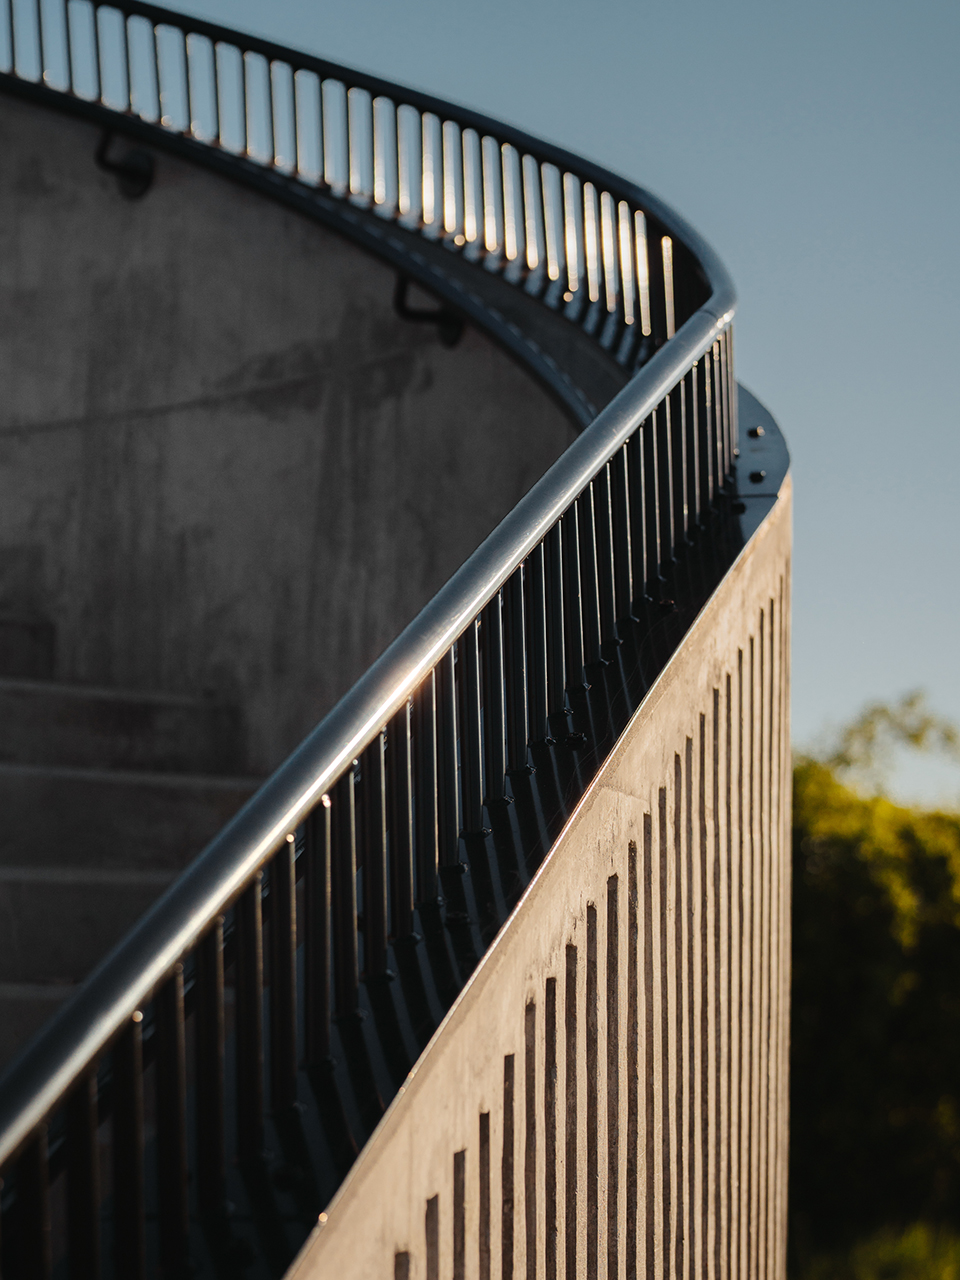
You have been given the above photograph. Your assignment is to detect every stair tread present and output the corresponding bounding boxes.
[0,983,81,1070]
[0,675,229,709]
[0,981,79,999]
[0,878,181,984]
[0,760,262,789]
[0,865,176,884]
[0,679,248,773]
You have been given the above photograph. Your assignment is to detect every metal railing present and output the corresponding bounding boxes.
[0,0,724,423]
[0,3,739,1276]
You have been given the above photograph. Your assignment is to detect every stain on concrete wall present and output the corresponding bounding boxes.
[0,95,576,772]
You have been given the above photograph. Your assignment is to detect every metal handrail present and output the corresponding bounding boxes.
[0,0,729,422]
[0,3,739,1271]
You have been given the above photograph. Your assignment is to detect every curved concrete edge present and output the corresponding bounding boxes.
[287,461,792,1278]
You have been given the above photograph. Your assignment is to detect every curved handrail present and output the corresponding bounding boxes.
[0,0,733,424]
[0,4,741,1262]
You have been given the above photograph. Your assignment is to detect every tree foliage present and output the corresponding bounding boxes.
[790,695,960,1274]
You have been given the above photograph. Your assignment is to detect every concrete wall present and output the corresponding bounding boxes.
[289,483,792,1280]
[0,94,576,772]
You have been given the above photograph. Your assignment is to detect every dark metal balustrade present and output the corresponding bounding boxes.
[0,3,744,1276]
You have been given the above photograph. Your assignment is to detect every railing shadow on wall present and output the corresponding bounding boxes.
[0,2,787,1277]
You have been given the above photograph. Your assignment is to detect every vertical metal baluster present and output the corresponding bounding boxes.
[61,0,73,91]
[91,0,102,103]
[67,1069,101,1274]
[724,330,738,477]
[196,918,226,1217]
[236,874,265,1163]
[716,333,728,484]
[701,355,716,514]
[436,646,460,864]
[626,426,647,607]
[121,15,132,113]
[686,367,702,526]
[239,48,249,156]
[182,27,192,134]
[113,1014,146,1279]
[6,0,16,77]
[480,594,506,804]
[34,0,44,83]
[316,76,328,187]
[716,341,727,495]
[642,409,662,591]
[363,734,390,976]
[150,23,160,121]
[661,235,676,339]
[718,340,730,487]
[394,94,405,219]
[19,1126,51,1280]
[305,798,332,1063]
[670,377,688,546]
[577,486,602,665]
[564,174,587,315]
[594,464,618,643]
[270,835,298,1110]
[646,218,668,347]
[435,109,446,233]
[525,543,549,742]
[561,505,585,688]
[290,64,300,174]
[611,444,633,622]
[414,671,439,901]
[388,702,415,939]
[266,59,278,164]
[157,966,189,1275]
[332,770,359,1016]
[656,396,675,570]
[545,523,566,718]
[702,343,716,496]
[504,566,528,772]
[457,620,484,833]
[211,37,221,143]
[715,342,726,495]
[342,82,351,198]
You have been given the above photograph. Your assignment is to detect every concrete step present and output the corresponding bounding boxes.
[0,981,78,1069]
[0,762,260,872]
[0,677,245,773]
[0,868,177,984]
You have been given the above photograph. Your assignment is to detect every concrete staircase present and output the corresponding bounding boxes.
[0,642,260,1067]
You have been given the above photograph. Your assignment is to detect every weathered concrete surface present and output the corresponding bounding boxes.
[289,482,792,1280]
[0,93,576,772]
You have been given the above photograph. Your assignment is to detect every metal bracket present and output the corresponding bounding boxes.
[95,131,155,199]
[393,274,464,348]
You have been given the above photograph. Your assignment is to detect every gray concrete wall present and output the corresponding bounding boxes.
[0,94,576,772]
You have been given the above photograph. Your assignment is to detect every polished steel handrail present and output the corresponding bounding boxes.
[0,4,739,1273]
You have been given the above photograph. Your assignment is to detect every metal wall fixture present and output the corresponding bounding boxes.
[94,128,155,196]
[393,274,465,348]
[0,2,760,1277]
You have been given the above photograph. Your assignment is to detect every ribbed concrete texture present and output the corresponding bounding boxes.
[290,485,792,1280]
[0,93,576,775]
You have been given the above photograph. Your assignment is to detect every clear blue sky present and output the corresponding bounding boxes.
[171,0,960,796]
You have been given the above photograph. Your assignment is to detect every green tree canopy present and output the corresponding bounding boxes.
[791,695,960,1272]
